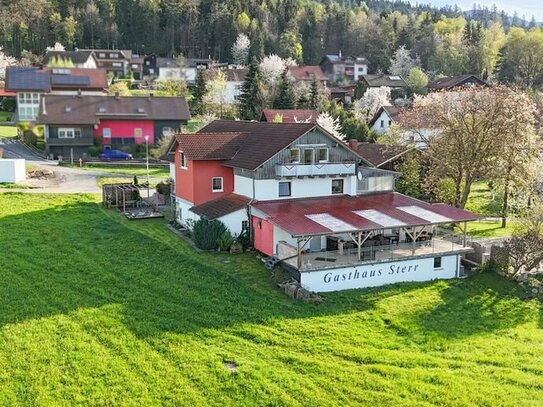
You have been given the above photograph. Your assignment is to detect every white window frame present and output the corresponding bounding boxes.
[103,128,111,138]
[98,53,106,58]
[212,177,223,192]
[318,147,329,163]
[58,128,75,139]
[179,151,187,169]
[134,128,143,138]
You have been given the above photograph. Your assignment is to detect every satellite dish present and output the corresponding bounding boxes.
[357,171,363,181]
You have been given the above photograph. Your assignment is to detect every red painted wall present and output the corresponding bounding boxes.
[174,154,234,206]
[252,216,274,256]
[95,120,154,145]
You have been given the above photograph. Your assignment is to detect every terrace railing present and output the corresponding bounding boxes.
[276,161,356,177]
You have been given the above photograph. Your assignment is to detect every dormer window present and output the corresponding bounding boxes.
[98,107,107,113]
[290,148,300,163]
[318,148,328,163]
[65,107,72,112]
[137,107,145,113]
[109,53,118,58]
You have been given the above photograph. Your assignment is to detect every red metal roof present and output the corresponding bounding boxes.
[0,89,16,97]
[261,109,318,123]
[251,192,479,237]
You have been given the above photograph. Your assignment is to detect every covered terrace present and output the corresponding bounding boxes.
[250,192,479,271]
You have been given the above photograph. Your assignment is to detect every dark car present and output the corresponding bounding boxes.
[98,149,133,161]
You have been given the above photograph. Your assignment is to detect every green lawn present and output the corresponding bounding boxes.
[0,193,542,406]
[0,125,17,138]
[465,181,502,216]
[81,165,170,178]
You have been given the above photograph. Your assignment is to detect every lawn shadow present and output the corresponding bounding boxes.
[0,194,535,342]
[415,273,536,339]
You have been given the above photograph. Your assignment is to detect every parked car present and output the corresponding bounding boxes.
[98,149,133,161]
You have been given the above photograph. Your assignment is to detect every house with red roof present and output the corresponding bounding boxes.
[287,65,327,87]
[166,120,478,292]
[261,109,318,123]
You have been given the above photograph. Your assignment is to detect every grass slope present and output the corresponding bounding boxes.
[0,193,542,406]
[81,165,170,178]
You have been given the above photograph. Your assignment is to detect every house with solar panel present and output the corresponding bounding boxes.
[4,66,108,122]
[165,120,478,292]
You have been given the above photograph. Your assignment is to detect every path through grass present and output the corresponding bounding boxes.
[0,193,542,406]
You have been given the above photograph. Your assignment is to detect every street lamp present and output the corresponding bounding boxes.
[144,135,150,195]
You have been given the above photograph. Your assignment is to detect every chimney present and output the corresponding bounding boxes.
[348,139,358,149]
[338,50,342,58]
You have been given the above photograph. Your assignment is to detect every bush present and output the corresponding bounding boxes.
[87,146,101,157]
[156,181,170,195]
[192,218,228,250]
[217,230,234,251]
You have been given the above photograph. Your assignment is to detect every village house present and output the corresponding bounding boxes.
[5,66,108,122]
[143,55,215,82]
[206,68,247,104]
[359,74,408,96]
[287,65,327,87]
[427,74,489,92]
[368,105,405,135]
[166,120,478,292]
[261,109,318,123]
[319,53,369,84]
[348,140,414,172]
[44,50,98,69]
[37,94,190,159]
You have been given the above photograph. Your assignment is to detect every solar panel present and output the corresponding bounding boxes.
[305,213,356,232]
[396,206,452,223]
[353,209,406,228]
[51,75,90,86]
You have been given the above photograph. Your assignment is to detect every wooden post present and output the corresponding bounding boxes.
[297,238,301,269]
[357,232,362,261]
[412,226,417,254]
[463,221,467,247]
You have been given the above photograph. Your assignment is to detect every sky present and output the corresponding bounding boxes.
[417,0,543,21]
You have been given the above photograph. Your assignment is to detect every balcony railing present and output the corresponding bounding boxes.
[276,161,356,177]
[47,137,94,146]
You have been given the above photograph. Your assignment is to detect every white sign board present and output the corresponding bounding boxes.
[300,255,459,292]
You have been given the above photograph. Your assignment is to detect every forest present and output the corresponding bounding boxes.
[0,0,542,86]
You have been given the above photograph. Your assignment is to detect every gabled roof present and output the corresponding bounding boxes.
[361,74,407,88]
[427,74,489,90]
[37,95,190,125]
[175,132,248,160]
[261,109,318,123]
[251,192,479,237]
[206,68,247,82]
[44,50,95,65]
[200,120,317,170]
[368,105,405,127]
[350,142,413,168]
[5,67,107,92]
[321,55,369,65]
[190,193,250,219]
[156,57,181,68]
[288,65,326,81]
[5,67,51,92]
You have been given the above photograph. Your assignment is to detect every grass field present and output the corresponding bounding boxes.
[81,165,170,178]
[0,193,542,406]
[0,125,17,138]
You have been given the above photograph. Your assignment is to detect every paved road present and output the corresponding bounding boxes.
[0,138,161,193]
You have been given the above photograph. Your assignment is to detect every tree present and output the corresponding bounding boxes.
[156,79,189,97]
[46,42,65,52]
[487,88,539,228]
[231,34,250,66]
[279,30,303,63]
[259,54,295,86]
[273,68,296,109]
[0,47,16,82]
[395,151,422,197]
[317,112,343,140]
[405,67,428,95]
[309,75,320,109]
[400,86,531,209]
[206,69,227,118]
[353,87,392,123]
[389,46,419,78]
[189,69,208,115]
[108,81,131,96]
[499,231,543,278]
[48,55,75,68]
[238,62,264,120]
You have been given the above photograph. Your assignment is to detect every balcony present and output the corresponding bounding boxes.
[47,137,94,146]
[276,161,356,178]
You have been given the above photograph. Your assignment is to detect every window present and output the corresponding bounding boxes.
[103,128,111,138]
[242,220,249,231]
[162,127,174,137]
[434,257,442,268]
[58,128,75,138]
[212,177,223,192]
[74,129,81,138]
[134,128,143,138]
[179,151,187,168]
[388,120,392,126]
[318,148,329,162]
[98,53,106,58]
[112,62,122,67]
[331,179,344,194]
[145,61,150,66]
[380,120,384,128]
[290,148,300,163]
[303,149,314,164]
[109,52,118,58]
[278,182,291,197]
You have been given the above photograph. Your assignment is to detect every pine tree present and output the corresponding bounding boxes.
[190,69,208,115]
[309,75,319,109]
[238,61,264,120]
[273,68,296,109]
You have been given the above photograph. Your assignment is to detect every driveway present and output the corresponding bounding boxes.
[0,138,160,193]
